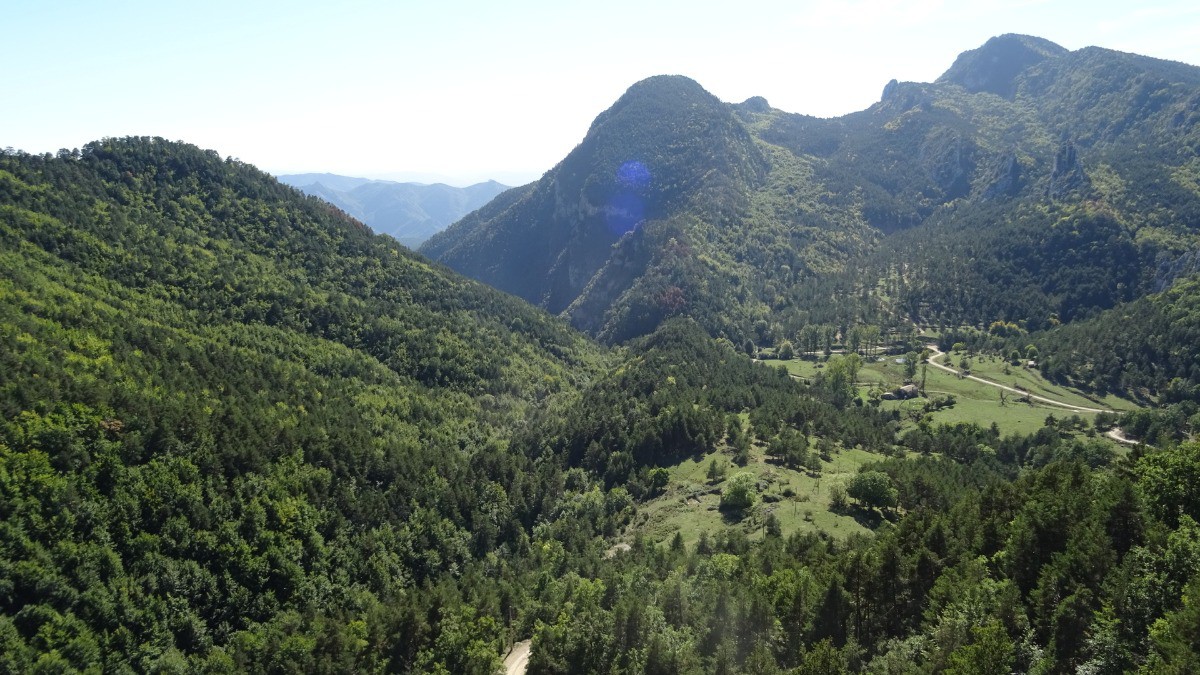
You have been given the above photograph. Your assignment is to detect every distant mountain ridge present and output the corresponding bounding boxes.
[277,173,509,247]
[423,35,1200,345]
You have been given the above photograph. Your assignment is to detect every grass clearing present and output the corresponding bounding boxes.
[898,359,1087,436]
[943,352,1140,412]
[633,443,878,548]
[773,352,1142,437]
[631,348,1144,547]
[778,357,824,381]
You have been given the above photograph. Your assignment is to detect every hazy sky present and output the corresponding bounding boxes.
[3,0,1198,185]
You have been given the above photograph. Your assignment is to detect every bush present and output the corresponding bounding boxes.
[828,483,849,511]
[721,472,758,510]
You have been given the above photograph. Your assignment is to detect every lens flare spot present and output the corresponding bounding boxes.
[606,161,651,236]
[605,192,645,236]
[617,160,651,188]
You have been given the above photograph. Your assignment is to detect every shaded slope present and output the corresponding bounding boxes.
[937,33,1068,97]
[423,75,770,338]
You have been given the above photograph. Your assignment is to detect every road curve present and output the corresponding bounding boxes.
[504,640,532,675]
[924,345,1111,414]
[769,344,1143,442]
[1106,427,1144,446]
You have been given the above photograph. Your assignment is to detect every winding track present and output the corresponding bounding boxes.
[922,345,1109,414]
[771,345,1145,444]
[922,345,1144,445]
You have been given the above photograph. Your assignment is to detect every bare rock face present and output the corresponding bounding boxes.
[920,129,976,200]
[878,80,931,113]
[1047,140,1091,200]
[1154,247,1200,292]
[882,78,900,102]
[980,151,1022,200]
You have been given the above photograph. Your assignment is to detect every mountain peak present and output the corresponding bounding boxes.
[624,74,708,95]
[738,96,772,113]
[587,75,722,134]
[424,74,767,335]
[938,34,1068,97]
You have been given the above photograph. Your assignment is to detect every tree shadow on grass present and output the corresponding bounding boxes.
[718,504,750,525]
[831,504,897,530]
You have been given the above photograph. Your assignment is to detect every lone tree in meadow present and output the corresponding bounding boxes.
[778,340,794,361]
[721,472,758,511]
[707,458,726,483]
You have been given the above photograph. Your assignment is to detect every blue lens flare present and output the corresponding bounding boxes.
[606,161,651,236]
[617,160,651,189]
[606,192,645,236]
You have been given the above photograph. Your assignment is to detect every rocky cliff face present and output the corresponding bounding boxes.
[1047,140,1091,200]
[980,151,1022,200]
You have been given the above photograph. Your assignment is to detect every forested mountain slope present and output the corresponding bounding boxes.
[1032,275,1200,399]
[0,138,606,671]
[425,35,1200,344]
[423,74,781,343]
[0,138,905,671]
[3,138,1200,673]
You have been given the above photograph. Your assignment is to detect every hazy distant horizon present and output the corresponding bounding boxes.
[272,169,530,190]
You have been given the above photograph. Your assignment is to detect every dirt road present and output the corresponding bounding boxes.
[504,640,531,675]
[773,344,1143,442]
[1106,427,1145,446]
[924,345,1110,414]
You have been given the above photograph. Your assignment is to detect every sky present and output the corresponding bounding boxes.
[3,1,1199,186]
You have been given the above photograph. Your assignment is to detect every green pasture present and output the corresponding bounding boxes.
[634,444,879,548]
